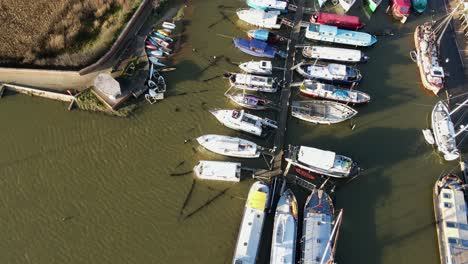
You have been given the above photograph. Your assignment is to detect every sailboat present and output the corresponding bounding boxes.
[270,189,298,264]
[301,188,343,264]
[424,99,468,161]
[233,181,270,264]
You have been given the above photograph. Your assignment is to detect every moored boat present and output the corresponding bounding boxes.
[234,38,284,59]
[433,174,468,264]
[233,181,270,264]
[305,24,377,47]
[196,134,261,158]
[310,12,365,30]
[302,46,369,63]
[291,100,358,124]
[339,0,356,12]
[390,0,411,23]
[431,101,459,161]
[270,189,298,264]
[299,80,370,104]
[412,0,427,13]
[226,93,272,110]
[414,22,444,95]
[237,8,282,29]
[366,0,383,12]
[193,160,241,182]
[210,109,278,137]
[239,60,273,75]
[227,73,278,93]
[247,29,283,44]
[246,0,288,13]
[285,145,360,178]
[295,62,362,85]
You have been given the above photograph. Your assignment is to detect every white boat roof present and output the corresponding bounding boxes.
[298,146,336,170]
[195,161,240,180]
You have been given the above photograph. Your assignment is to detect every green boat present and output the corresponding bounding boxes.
[412,0,427,13]
[366,0,382,12]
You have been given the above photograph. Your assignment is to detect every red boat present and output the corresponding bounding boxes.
[390,0,411,23]
[310,12,365,30]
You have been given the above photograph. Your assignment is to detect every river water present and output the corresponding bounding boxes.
[0,0,466,263]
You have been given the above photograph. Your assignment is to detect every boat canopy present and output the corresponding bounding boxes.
[248,191,268,210]
[298,146,336,170]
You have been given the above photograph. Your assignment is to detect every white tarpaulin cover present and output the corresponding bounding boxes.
[94,73,121,99]
[298,146,335,170]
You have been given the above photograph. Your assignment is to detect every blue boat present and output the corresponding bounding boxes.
[246,0,288,13]
[233,38,285,59]
[305,24,377,47]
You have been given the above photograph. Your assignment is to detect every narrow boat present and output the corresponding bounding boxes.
[433,174,468,264]
[302,188,343,264]
[305,24,377,47]
[233,181,270,264]
[193,160,241,182]
[162,21,176,30]
[291,100,357,124]
[226,93,272,110]
[412,0,427,13]
[310,12,365,30]
[366,0,383,12]
[247,29,283,44]
[299,80,370,104]
[431,101,459,161]
[234,38,284,59]
[285,145,360,178]
[339,0,356,12]
[295,62,362,85]
[302,46,369,63]
[270,189,298,264]
[239,60,273,75]
[246,0,288,12]
[196,134,261,158]
[236,8,282,29]
[210,109,278,137]
[390,0,411,23]
[414,22,444,95]
[227,73,278,93]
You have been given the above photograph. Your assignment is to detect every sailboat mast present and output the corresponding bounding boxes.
[449,97,468,116]
[320,210,344,264]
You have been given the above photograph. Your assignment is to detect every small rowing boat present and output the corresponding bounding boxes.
[210,109,278,137]
[291,100,357,124]
[193,160,241,182]
[196,134,261,158]
[299,80,370,104]
[239,60,273,75]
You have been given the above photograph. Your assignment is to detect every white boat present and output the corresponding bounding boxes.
[196,134,261,158]
[193,160,241,182]
[285,145,360,178]
[433,174,468,264]
[302,188,343,264]
[233,181,270,264]
[228,73,278,93]
[270,189,298,264]
[339,0,357,12]
[291,100,357,124]
[295,62,362,85]
[239,60,273,75]
[162,21,176,30]
[236,8,282,29]
[432,101,460,161]
[302,46,369,63]
[210,109,278,137]
[299,80,370,104]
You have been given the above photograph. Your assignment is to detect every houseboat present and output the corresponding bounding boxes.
[310,12,365,30]
[302,46,369,63]
[237,8,282,29]
[305,24,377,47]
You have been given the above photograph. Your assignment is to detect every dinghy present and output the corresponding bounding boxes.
[247,29,283,44]
[431,101,460,161]
[233,38,284,59]
[270,189,298,264]
[305,24,377,47]
[237,8,282,29]
[239,60,273,75]
[196,134,261,158]
[339,0,356,12]
[433,174,468,264]
[246,0,288,12]
[299,80,370,104]
[193,161,241,182]
[227,73,278,93]
[162,21,176,30]
[233,181,270,264]
[210,109,278,137]
[291,100,357,124]
[302,188,343,264]
[285,145,360,178]
[302,46,369,63]
[295,62,362,85]
[226,93,272,110]
[310,12,365,30]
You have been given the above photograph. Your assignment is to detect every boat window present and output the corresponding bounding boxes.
[443,193,451,199]
[446,222,457,228]
[448,237,458,244]
[444,202,452,208]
